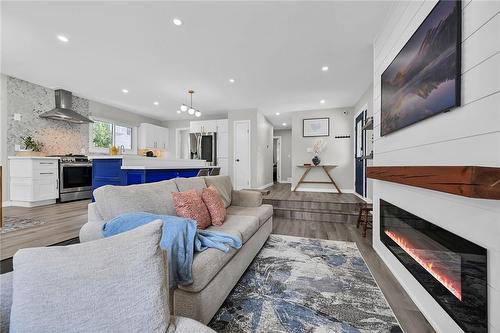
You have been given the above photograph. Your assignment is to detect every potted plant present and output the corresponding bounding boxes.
[310,139,325,166]
[16,136,45,157]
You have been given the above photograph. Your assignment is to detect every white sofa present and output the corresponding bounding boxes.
[79,175,273,324]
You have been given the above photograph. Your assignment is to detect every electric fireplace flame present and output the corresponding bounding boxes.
[385,230,462,300]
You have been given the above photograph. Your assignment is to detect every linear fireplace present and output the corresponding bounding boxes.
[380,200,487,333]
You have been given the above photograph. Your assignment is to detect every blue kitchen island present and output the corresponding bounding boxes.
[90,155,218,193]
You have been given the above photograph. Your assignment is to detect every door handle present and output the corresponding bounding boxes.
[236,159,240,162]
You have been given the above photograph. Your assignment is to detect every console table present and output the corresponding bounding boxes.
[293,164,342,193]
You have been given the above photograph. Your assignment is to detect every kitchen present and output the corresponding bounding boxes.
[2,76,228,209]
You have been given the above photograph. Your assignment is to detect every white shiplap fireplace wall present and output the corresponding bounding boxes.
[371,1,500,333]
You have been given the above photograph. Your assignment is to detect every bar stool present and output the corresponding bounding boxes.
[356,203,373,237]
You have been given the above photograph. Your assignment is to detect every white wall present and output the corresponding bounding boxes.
[291,107,354,192]
[162,119,191,159]
[228,108,273,189]
[372,1,500,333]
[90,100,160,127]
[274,129,292,182]
[1,75,7,204]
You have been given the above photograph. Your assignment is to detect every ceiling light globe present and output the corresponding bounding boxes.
[176,110,181,114]
[195,111,201,117]
[322,66,329,71]
[275,112,280,116]
[282,123,287,126]
[173,18,183,26]
[153,101,159,106]
[320,99,325,104]
[180,105,188,112]
[188,108,195,115]
[57,35,69,43]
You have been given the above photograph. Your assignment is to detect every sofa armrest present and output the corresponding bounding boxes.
[0,272,13,333]
[231,190,262,207]
[79,203,106,243]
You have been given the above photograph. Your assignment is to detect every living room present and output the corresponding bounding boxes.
[1,1,499,333]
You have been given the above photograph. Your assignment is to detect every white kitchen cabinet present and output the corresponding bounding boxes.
[217,132,229,158]
[9,157,59,207]
[216,119,228,133]
[217,158,228,176]
[139,123,169,150]
[190,120,220,133]
[190,121,203,133]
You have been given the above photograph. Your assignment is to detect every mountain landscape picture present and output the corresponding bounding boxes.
[381,0,461,136]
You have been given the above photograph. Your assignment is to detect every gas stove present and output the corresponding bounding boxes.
[47,154,92,202]
[48,154,89,163]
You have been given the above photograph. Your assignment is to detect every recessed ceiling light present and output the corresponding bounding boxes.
[57,35,69,43]
[320,99,325,104]
[229,78,235,83]
[122,89,129,94]
[153,101,159,106]
[321,66,329,71]
[173,18,183,26]
[275,112,280,116]
[176,110,181,114]
[282,123,287,126]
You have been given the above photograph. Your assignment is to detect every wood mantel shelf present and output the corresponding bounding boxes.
[367,166,500,200]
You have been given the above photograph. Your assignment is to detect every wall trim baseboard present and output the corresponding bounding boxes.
[7,200,56,208]
[255,182,274,190]
[294,187,355,194]
[2,201,12,208]
[278,180,292,184]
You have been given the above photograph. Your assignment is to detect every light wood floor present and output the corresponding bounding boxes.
[1,200,90,260]
[1,186,435,333]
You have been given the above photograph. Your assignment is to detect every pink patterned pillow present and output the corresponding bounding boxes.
[202,185,227,226]
[172,189,212,229]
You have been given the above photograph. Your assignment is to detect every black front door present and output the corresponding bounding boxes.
[355,111,366,196]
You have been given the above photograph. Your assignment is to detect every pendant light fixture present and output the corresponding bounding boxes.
[180,90,201,117]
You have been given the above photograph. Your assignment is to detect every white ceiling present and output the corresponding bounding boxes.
[2,1,394,127]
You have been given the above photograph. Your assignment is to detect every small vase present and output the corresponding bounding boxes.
[312,155,321,166]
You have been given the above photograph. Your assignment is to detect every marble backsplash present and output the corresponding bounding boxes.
[7,76,90,155]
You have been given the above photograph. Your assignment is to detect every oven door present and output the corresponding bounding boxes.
[60,163,92,193]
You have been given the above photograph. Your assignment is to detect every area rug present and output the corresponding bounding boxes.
[0,216,48,234]
[209,234,402,333]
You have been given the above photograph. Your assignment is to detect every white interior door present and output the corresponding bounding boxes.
[233,120,251,190]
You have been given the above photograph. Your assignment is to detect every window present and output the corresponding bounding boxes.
[89,119,135,153]
[114,125,132,150]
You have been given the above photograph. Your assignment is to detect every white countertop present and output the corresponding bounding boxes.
[121,165,220,170]
[8,156,60,160]
[89,155,212,169]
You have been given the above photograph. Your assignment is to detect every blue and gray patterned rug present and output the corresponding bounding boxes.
[209,234,402,333]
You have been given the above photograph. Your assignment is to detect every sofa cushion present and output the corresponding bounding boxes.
[167,316,216,333]
[207,214,259,243]
[177,247,238,293]
[0,272,13,333]
[203,176,232,208]
[10,221,170,333]
[172,189,212,229]
[93,180,178,220]
[202,185,226,226]
[226,204,273,226]
[174,177,207,192]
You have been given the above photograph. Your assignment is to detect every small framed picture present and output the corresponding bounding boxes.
[303,118,330,137]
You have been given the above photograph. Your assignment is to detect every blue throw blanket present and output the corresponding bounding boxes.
[103,212,242,288]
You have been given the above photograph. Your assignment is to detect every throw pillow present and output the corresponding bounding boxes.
[202,185,227,226]
[10,221,170,333]
[172,189,212,229]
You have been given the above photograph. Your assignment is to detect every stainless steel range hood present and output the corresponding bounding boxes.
[39,89,93,123]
